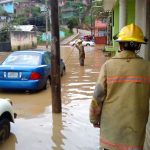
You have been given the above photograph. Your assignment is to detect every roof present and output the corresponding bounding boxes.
[95,20,107,29]
[0,0,13,4]
[13,25,37,32]
[13,49,47,54]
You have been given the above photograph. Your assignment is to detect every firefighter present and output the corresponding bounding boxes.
[89,24,150,150]
[75,39,85,66]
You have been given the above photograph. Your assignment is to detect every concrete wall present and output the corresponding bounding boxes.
[135,0,147,59]
[112,0,119,48]
[135,0,150,60]
[10,31,37,51]
[145,0,150,61]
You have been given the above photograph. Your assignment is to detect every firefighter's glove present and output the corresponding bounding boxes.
[89,99,101,128]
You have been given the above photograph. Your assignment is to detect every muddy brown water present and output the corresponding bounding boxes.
[0,45,106,150]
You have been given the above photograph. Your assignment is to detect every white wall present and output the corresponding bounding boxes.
[10,31,37,51]
[145,0,150,60]
[119,0,127,30]
[135,0,147,59]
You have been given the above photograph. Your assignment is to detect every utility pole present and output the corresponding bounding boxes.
[48,10,51,31]
[50,0,62,113]
[90,0,93,36]
[45,0,48,48]
[91,10,93,36]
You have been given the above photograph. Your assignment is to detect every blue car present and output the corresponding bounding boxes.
[0,50,66,92]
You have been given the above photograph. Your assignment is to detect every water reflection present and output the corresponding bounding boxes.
[0,88,52,118]
[0,133,17,150]
[52,113,65,150]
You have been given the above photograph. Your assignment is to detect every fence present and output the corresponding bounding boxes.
[0,42,11,52]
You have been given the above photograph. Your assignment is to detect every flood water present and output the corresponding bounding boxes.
[0,45,106,150]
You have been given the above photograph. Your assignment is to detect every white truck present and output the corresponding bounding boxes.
[0,98,17,142]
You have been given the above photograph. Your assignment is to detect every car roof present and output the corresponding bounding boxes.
[11,49,51,55]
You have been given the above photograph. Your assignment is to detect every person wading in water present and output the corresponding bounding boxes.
[75,39,85,66]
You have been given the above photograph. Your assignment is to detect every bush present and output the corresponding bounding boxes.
[66,17,78,33]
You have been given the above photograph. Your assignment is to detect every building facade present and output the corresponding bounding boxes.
[103,0,150,61]
[0,0,14,13]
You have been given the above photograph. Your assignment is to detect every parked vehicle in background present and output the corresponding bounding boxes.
[69,39,95,47]
[83,35,93,41]
[82,40,95,46]
[0,98,17,142]
[0,49,66,92]
[69,39,80,46]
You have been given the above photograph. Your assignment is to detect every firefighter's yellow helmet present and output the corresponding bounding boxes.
[116,24,145,43]
[77,39,83,44]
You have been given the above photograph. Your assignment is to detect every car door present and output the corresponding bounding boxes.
[43,52,51,78]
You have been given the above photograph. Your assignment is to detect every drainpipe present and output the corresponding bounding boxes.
[119,0,127,30]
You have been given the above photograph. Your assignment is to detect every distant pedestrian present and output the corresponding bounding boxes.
[89,24,150,150]
[75,39,85,66]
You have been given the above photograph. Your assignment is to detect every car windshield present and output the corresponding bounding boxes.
[2,53,41,66]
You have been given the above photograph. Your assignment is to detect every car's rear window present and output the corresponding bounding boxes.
[2,53,41,65]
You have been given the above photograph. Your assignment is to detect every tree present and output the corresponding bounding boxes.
[11,6,45,30]
[0,26,12,42]
[67,17,78,33]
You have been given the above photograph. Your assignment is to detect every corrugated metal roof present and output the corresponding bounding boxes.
[13,25,36,31]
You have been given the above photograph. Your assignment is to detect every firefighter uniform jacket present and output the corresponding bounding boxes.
[90,50,150,150]
[76,44,85,60]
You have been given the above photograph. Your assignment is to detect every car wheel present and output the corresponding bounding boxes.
[0,119,10,142]
[43,77,51,90]
[86,44,90,46]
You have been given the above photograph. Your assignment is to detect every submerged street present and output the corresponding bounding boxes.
[0,44,106,150]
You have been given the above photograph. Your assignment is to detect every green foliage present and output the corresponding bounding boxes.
[0,32,9,42]
[0,5,8,16]
[0,26,10,42]
[37,35,45,45]
[60,0,87,24]
[83,16,91,25]
[12,15,27,25]
[91,0,111,20]
[67,1,84,8]
[67,17,78,33]
[60,27,72,37]
[30,7,41,16]
[11,6,45,30]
